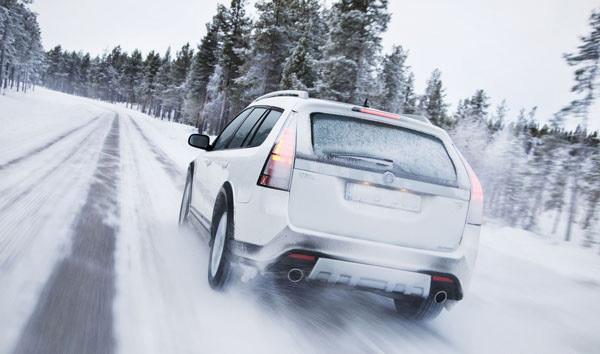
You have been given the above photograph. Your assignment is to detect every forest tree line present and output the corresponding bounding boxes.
[0,0,44,93]
[2,0,600,250]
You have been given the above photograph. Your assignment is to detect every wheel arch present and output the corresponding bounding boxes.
[179,161,196,227]
[186,161,195,206]
[211,181,235,242]
[188,161,195,178]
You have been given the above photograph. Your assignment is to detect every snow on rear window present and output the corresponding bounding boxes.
[311,113,457,186]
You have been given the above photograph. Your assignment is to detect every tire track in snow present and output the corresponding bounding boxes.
[0,119,102,216]
[0,116,110,270]
[127,116,184,186]
[0,116,101,171]
[13,116,121,354]
[0,114,111,351]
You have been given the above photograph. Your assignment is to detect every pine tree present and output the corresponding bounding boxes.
[139,50,161,115]
[200,64,225,134]
[76,53,91,96]
[280,36,317,91]
[402,72,417,114]
[0,0,44,92]
[89,53,117,101]
[557,126,590,241]
[215,0,252,131]
[122,49,143,108]
[543,139,570,235]
[467,89,490,123]
[288,0,326,47]
[154,48,172,118]
[377,45,408,113]
[556,10,600,242]
[496,120,529,226]
[168,43,194,122]
[488,99,507,133]
[183,9,223,128]
[451,90,491,171]
[64,51,81,94]
[522,133,559,231]
[317,0,390,103]
[106,46,128,102]
[557,10,600,128]
[453,99,470,124]
[420,69,448,127]
[45,45,64,90]
[581,144,600,247]
[248,0,297,94]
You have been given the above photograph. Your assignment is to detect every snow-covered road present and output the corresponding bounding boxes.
[1,88,599,354]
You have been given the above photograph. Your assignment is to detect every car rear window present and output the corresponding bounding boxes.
[311,113,457,186]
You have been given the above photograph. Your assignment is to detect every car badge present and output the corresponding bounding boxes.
[383,171,395,185]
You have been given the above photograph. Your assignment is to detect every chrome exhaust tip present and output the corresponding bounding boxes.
[434,291,448,304]
[287,268,304,283]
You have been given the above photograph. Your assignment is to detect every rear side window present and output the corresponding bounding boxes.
[247,110,283,147]
[311,113,457,186]
[212,109,252,150]
[226,108,267,149]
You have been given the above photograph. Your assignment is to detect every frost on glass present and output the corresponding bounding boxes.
[311,114,457,186]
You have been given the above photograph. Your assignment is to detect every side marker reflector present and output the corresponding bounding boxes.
[432,275,454,283]
[288,253,316,262]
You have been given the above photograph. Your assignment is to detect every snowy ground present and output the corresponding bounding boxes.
[1,88,599,354]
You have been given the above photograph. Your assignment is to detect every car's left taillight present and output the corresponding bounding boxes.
[257,118,296,191]
[464,159,483,225]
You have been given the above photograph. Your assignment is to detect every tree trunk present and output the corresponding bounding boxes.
[0,15,8,94]
[525,176,548,230]
[551,206,562,235]
[565,175,578,242]
[218,89,229,133]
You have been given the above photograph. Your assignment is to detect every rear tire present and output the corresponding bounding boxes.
[394,294,444,321]
[207,190,234,291]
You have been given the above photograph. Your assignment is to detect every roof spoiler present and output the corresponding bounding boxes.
[352,107,432,125]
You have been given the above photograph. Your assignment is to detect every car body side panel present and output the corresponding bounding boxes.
[190,151,213,226]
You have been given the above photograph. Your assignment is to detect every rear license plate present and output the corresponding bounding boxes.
[345,183,422,212]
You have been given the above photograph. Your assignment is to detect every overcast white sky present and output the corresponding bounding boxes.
[31,0,600,130]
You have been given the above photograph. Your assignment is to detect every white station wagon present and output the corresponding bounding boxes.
[179,90,483,320]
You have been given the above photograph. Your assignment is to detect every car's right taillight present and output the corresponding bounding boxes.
[257,118,296,191]
[464,159,483,225]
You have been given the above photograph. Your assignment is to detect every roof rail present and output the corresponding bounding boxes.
[252,90,309,103]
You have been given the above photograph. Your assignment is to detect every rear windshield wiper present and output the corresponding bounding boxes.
[324,151,394,168]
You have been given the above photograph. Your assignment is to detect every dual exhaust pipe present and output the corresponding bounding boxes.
[434,290,448,304]
[287,268,304,283]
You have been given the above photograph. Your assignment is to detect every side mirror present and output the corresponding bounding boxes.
[188,134,210,150]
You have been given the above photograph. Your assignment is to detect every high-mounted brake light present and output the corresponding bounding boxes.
[352,107,401,120]
[257,118,296,191]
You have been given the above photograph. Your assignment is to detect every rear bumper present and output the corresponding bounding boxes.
[308,258,432,297]
[230,223,481,299]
